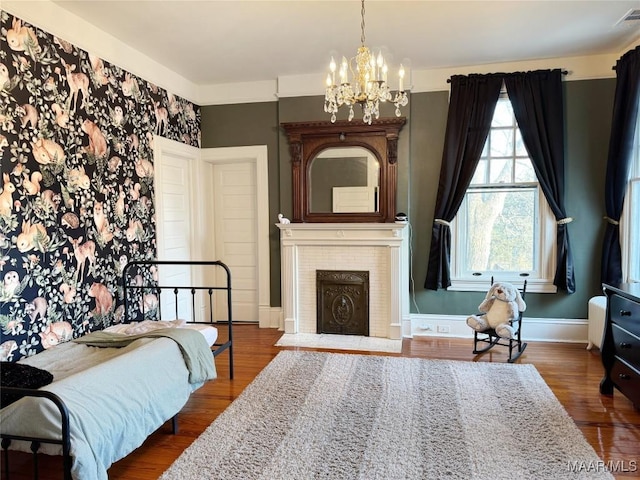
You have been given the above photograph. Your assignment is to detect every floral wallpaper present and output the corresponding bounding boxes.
[0,12,201,362]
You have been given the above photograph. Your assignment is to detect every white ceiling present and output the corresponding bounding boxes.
[48,0,640,88]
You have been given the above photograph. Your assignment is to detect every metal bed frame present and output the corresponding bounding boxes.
[1,389,72,480]
[1,260,233,480]
[122,259,234,379]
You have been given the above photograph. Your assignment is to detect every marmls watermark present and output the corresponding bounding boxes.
[567,460,638,473]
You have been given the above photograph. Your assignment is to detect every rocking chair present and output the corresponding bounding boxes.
[472,278,528,363]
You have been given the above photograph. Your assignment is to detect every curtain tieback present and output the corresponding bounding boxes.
[603,216,619,226]
[434,219,451,227]
[557,217,573,225]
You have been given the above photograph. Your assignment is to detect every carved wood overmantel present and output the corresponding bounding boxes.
[281,118,406,223]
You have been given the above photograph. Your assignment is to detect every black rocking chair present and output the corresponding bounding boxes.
[472,278,528,363]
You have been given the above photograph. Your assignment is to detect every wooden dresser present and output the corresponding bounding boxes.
[600,283,640,409]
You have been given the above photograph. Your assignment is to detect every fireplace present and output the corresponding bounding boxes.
[276,223,409,339]
[316,270,369,336]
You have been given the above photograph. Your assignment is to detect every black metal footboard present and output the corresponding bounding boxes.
[0,387,182,480]
[1,388,72,480]
[122,260,234,379]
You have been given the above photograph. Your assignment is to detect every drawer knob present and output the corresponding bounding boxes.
[619,373,631,380]
[619,310,632,317]
[619,342,632,349]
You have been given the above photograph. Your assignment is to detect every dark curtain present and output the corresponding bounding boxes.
[505,69,575,293]
[424,74,502,290]
[601,46,640,286]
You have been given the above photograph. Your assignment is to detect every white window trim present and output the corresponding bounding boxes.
[621,178,639,283]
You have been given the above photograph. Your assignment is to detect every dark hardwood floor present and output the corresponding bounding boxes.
[3,323,639,479]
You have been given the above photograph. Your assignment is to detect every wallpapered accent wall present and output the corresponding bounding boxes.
[0,12,201,362]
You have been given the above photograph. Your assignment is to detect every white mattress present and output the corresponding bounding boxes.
[181,323,218,347]
[103,320,218,347]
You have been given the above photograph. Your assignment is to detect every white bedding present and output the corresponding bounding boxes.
[182,323,218,346]
[104,320,219,347]
[1,333,216,480]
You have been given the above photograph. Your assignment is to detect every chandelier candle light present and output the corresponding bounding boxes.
[324,0,408,124]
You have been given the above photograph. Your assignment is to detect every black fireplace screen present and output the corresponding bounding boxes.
[316,270,369,335]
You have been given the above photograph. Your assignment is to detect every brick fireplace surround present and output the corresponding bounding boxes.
[277,223,410,340]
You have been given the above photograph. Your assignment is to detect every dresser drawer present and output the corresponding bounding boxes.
[611,360,640,407]
[609,294,640,333]
[612,324,640,366]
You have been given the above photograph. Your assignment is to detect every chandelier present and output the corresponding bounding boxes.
[324,0,408,125]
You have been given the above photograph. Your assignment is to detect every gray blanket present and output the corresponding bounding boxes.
[74,328,216,384]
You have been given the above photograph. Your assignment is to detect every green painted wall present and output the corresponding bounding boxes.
[200,78,617,319]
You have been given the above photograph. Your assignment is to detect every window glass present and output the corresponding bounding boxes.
[481,140,489,158]
[515,158,536,182]
[470,159,487,185]
[490,129,513,157]
[492,99,514,127]
[463,188,536,274]
[489,159,511,183]
[515,130,528,156]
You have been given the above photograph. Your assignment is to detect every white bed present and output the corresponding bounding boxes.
[1,326,216,480]
[1,259,234,480]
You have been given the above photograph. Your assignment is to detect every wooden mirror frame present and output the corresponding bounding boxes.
[282,118,406,223]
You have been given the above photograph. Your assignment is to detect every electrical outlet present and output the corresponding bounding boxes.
[437,325,450,334]
[419,324,433,331]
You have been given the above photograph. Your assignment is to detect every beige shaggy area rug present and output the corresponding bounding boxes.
[161,351,613,479]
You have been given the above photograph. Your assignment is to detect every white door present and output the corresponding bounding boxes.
[209,162,257,321]
[153,136,199,321]
[201,146,271,327]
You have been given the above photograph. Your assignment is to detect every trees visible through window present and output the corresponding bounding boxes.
[451,94,556,292]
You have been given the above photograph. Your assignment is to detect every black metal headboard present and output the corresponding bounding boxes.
[121,259,234,377]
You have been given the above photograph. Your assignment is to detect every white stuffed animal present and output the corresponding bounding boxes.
[466,281,526,339]
[277,213,290,224]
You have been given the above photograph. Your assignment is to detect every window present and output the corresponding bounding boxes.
[450,94,556,292]
[622,108,640,283]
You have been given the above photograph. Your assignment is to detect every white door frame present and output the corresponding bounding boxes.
[152,136,202,319]
[201,145,271,328]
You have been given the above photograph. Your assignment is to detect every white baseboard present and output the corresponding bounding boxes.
[408,314,589,344]
[270,307,284,330]
[258,305,271,328]
[259,310,589,344]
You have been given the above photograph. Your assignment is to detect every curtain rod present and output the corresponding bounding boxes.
[446,70,569,83]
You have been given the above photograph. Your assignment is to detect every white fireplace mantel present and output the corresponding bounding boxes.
[276,222,410,339]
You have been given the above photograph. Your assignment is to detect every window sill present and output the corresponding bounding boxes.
[449,279,558,293]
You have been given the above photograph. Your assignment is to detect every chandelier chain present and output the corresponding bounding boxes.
[360,0,366,45]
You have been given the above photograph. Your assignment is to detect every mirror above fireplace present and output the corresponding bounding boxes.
[281,118,406,223]
[310,146,379,214]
